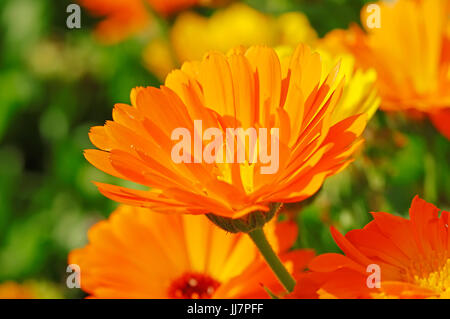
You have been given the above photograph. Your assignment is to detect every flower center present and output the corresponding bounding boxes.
[412,258,450,297]
[168,272,221,299]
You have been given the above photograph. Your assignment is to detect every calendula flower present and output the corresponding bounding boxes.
[86,44,370,292]
[333,0,450,138]
[305,196,450,299]
[79,0,210,44]
[69,205,314,298]
[85,44,368,222]
[143,4,317,79]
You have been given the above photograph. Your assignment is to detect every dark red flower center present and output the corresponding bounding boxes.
[168,272,221,299]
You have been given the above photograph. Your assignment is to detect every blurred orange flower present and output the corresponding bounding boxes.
[330,0,450,138]
[69,205,314,298]
[79,0,209,44]
[79,0,150,43]
[0,282,36,299]
[0,281,60,299]
[85,44,368,220]
[148,0,201,16]
[276,46,380,126]
[304,196,450,299]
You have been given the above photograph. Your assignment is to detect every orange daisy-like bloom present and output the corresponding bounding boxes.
[85,44,369,222]
[332,0,450,139]
[69,205,314,298]
[305,196,450,299]
[79,0,203,44]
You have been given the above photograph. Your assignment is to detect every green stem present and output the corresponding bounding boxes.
[248,227,296,293]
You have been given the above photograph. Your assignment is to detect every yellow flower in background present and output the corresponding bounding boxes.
[143,37,178,81]
[143,3,318,80]
[276,12,318,49]
[171,3,278,62]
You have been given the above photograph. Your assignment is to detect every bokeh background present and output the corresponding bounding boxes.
[0,0,449,298]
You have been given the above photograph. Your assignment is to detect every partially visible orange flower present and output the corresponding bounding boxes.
[69,205,314,298]
[304,196,450,299]
[331,0,450,138]
[429,109,450,140]
[0,282,36,299]
[0,281,61,299]
[85,44,369,220]
[79,0,211,44]
[79,0,150,44]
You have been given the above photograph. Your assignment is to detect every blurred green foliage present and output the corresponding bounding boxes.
[0,0,448,298]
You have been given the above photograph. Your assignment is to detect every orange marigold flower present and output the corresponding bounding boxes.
[85,44,369,222]
[79,0,205,43]
[332,0,450,138]
[304,196,450,299]
[69,205,314,298]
